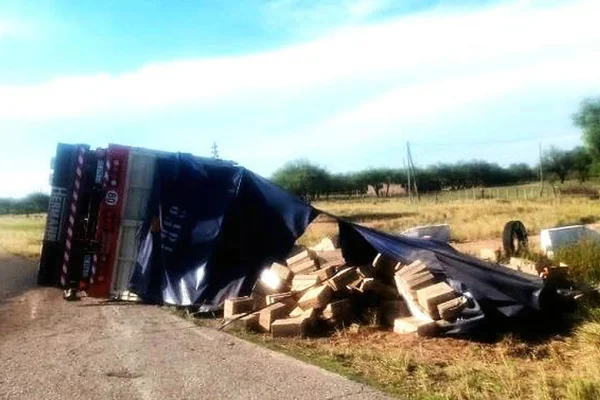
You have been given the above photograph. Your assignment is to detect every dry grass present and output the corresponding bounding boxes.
[303,197,600,245]
[0,214,45,259]
[220,316,600,400]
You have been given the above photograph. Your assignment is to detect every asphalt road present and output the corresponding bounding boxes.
[0,255,390,400]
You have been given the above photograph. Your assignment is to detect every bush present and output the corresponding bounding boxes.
[554,240,600,285]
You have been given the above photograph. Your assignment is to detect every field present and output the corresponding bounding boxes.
[300,196,600,246]
[3,195,600,399]
[0,214,45,259]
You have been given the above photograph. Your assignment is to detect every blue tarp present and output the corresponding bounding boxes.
[129,154,546,332]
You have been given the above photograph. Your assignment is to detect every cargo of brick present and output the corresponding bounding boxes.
[39,142,574,336]
[222,240,561,337]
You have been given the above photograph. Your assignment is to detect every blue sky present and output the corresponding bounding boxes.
[1,0,599,197]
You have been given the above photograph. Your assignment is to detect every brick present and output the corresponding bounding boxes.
[316,249,344,265]
[289,306,305,318]
[393,317,438,336]
[286,250,311,266]
[289,258,319,274]
[397,260,427,278]
[292,274,320,291]
[224,296,255,319]
[271,309,315,337]
[259,269,289,293]
[298,285,332,310]
[437,296,468,321]
[266,292,297,307]
[417,282,457,320]
[403,271,437,292]
[380,300,410,326]
[228,313,259,331]
[312,262,338,281]
[310,237,338,252]
[258,302,293,332]
[271,262,294,283]
[327,267,359,291]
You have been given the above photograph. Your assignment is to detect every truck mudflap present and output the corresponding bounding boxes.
[88,145,130,298]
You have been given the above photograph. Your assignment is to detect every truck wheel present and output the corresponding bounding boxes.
[503,220,528,256]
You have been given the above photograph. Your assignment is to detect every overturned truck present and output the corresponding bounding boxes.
[39,143,570,336]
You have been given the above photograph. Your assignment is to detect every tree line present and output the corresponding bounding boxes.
[0,193,50,215]
[271,155,568,200]
[273,97,600,200]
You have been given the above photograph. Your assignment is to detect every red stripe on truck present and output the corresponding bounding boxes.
[88,145,130,298]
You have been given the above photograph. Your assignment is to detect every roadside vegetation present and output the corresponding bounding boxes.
[0,214,46,259]
[302,194,600,245]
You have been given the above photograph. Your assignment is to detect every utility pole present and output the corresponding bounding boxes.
[406,142,419,201]
[211,142,220,159]
[539,143,544,197]
[404,158,411,203]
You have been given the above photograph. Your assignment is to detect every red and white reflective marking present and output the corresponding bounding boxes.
[90,157,110,285]
[90,254,98,284]
[59,146,86,288]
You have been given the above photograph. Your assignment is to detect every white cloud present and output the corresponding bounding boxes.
[262,0,393,32]
[0,0,599,126]
[0,19,36,40]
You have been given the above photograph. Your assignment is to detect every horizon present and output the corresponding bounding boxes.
[1,0,599,197]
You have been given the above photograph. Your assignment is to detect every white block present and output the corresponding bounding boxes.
[401,224,451,242]
[540,225,600,257]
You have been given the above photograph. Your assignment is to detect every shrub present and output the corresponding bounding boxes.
[554,240,600,285]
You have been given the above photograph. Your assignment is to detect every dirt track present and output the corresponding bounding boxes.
[0,256,390,400]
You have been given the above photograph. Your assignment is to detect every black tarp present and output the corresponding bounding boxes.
[129,154,318,310]
[130,154,547,332]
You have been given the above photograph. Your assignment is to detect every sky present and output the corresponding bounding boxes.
[1,0,599,197]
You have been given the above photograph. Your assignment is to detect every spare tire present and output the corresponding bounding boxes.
[503,220,528,256]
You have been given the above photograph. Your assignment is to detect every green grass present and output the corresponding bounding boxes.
[0,214,45,259]
[554,241,600,285]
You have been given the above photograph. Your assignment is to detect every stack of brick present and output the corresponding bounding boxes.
[392,258,469,336]
[222,238,469,339]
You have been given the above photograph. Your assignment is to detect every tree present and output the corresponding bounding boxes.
[571,146,593,183]
[271,160,330,201]
[543,147,574,184]
[507,163,536,183]
[573,97,600,161]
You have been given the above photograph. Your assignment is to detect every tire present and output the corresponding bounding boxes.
[503,220,528,256]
